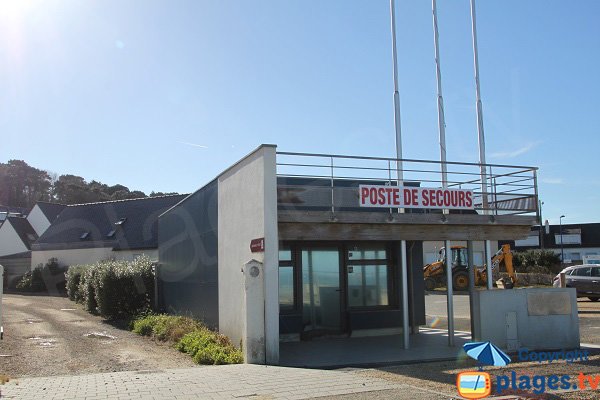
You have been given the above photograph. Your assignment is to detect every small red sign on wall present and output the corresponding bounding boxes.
[250,238,265,253]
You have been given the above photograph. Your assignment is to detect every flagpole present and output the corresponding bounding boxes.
[470,0,489,212]
[432,0,448,191]
[390,0,409,351]
[390,0,403,184]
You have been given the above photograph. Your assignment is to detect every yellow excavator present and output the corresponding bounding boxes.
[423,244,517,291]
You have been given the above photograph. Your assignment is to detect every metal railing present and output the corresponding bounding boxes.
[276,151,539,217]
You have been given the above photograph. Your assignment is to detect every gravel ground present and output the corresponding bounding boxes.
[356,352,600,399]
[0,294,195,379]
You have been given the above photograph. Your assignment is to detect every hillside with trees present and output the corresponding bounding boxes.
[0,160,178,209]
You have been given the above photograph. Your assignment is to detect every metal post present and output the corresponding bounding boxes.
[466,241,475,340]
[445,240,454,346]
[485,240,493,290]
[560,215,566,266]
[432,0,448,192]
[538,200,544,249]
[401,240,410,349]
[390,0,405,197]
[330,156,335,215]
[470,0,489,212]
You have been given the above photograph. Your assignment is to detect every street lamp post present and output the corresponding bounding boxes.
[539,200,544,249]
[559,215,566,265]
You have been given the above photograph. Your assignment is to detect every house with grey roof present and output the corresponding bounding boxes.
[27,201,66,237]
[31,194,187,268]
[0,216,38,257]
[0,216,39,288]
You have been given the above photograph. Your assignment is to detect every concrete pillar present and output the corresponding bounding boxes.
[243,259,265,364]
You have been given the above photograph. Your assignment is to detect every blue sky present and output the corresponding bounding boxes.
[1,0,598,224]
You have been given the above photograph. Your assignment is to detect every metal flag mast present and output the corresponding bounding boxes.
[432,0,448,190]
[390,0,404,184]
[470,0,489,211]
[470,0,494,290]
[431,0,454,347]
[389,0,409,350]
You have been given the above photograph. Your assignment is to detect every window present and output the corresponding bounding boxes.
[574,267,591,277]
[279,266,295,310]
[591,267,600,277]
[278,246,296,312]
[348,246,387,260]
[347,245,391,308]
[347,264,389,307]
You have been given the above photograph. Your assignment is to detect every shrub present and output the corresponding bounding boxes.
[78,265,99,313]
[132,314,201,342]
[65,265,86,302]
[16,258,66,293]
[131,314,243,365]
[93,257,155,318]
[177,329,243,365]
[512,250,561,274]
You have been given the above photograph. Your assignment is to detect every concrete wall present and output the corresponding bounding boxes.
[0,222,29,257]
[218,145,278,364]
[27,205,51,237]
[31,247,114,268]
[158,179,219,328]
[472,288,580,351]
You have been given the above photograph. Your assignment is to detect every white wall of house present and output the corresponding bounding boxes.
[423,240,499,266]
[31,248,159,268]
[31,247,114,268]
[0,221,28,257]
[113,249,158,262]
[217,145,279,364]
[27,205,51,237]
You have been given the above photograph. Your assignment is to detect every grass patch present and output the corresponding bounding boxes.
[131,314,243,365]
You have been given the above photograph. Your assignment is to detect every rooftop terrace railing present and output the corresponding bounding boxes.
[276,151,539,218]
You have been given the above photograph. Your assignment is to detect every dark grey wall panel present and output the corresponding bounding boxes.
[407,241,426,326]
[158,179,219,328]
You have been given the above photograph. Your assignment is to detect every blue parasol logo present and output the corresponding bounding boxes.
[463,341,511,369]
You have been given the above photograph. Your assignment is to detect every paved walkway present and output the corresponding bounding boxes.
[280,328,471,368]
[0,364,447,400]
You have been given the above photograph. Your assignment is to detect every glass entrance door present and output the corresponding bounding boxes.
[301,248,341,332]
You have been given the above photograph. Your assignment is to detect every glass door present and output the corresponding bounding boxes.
[301,247,341,332]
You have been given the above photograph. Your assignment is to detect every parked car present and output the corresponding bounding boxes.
[553,264,600,301]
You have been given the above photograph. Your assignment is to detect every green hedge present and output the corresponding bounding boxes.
[66,257,155,319]
[65,265,86,301]
[16,258,66,292]
[512,250,562,274]
[132,314,243,365]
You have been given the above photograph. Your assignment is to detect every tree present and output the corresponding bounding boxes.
[53,175,93,204]
[0,160,52,208]
[0,159,175,207]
